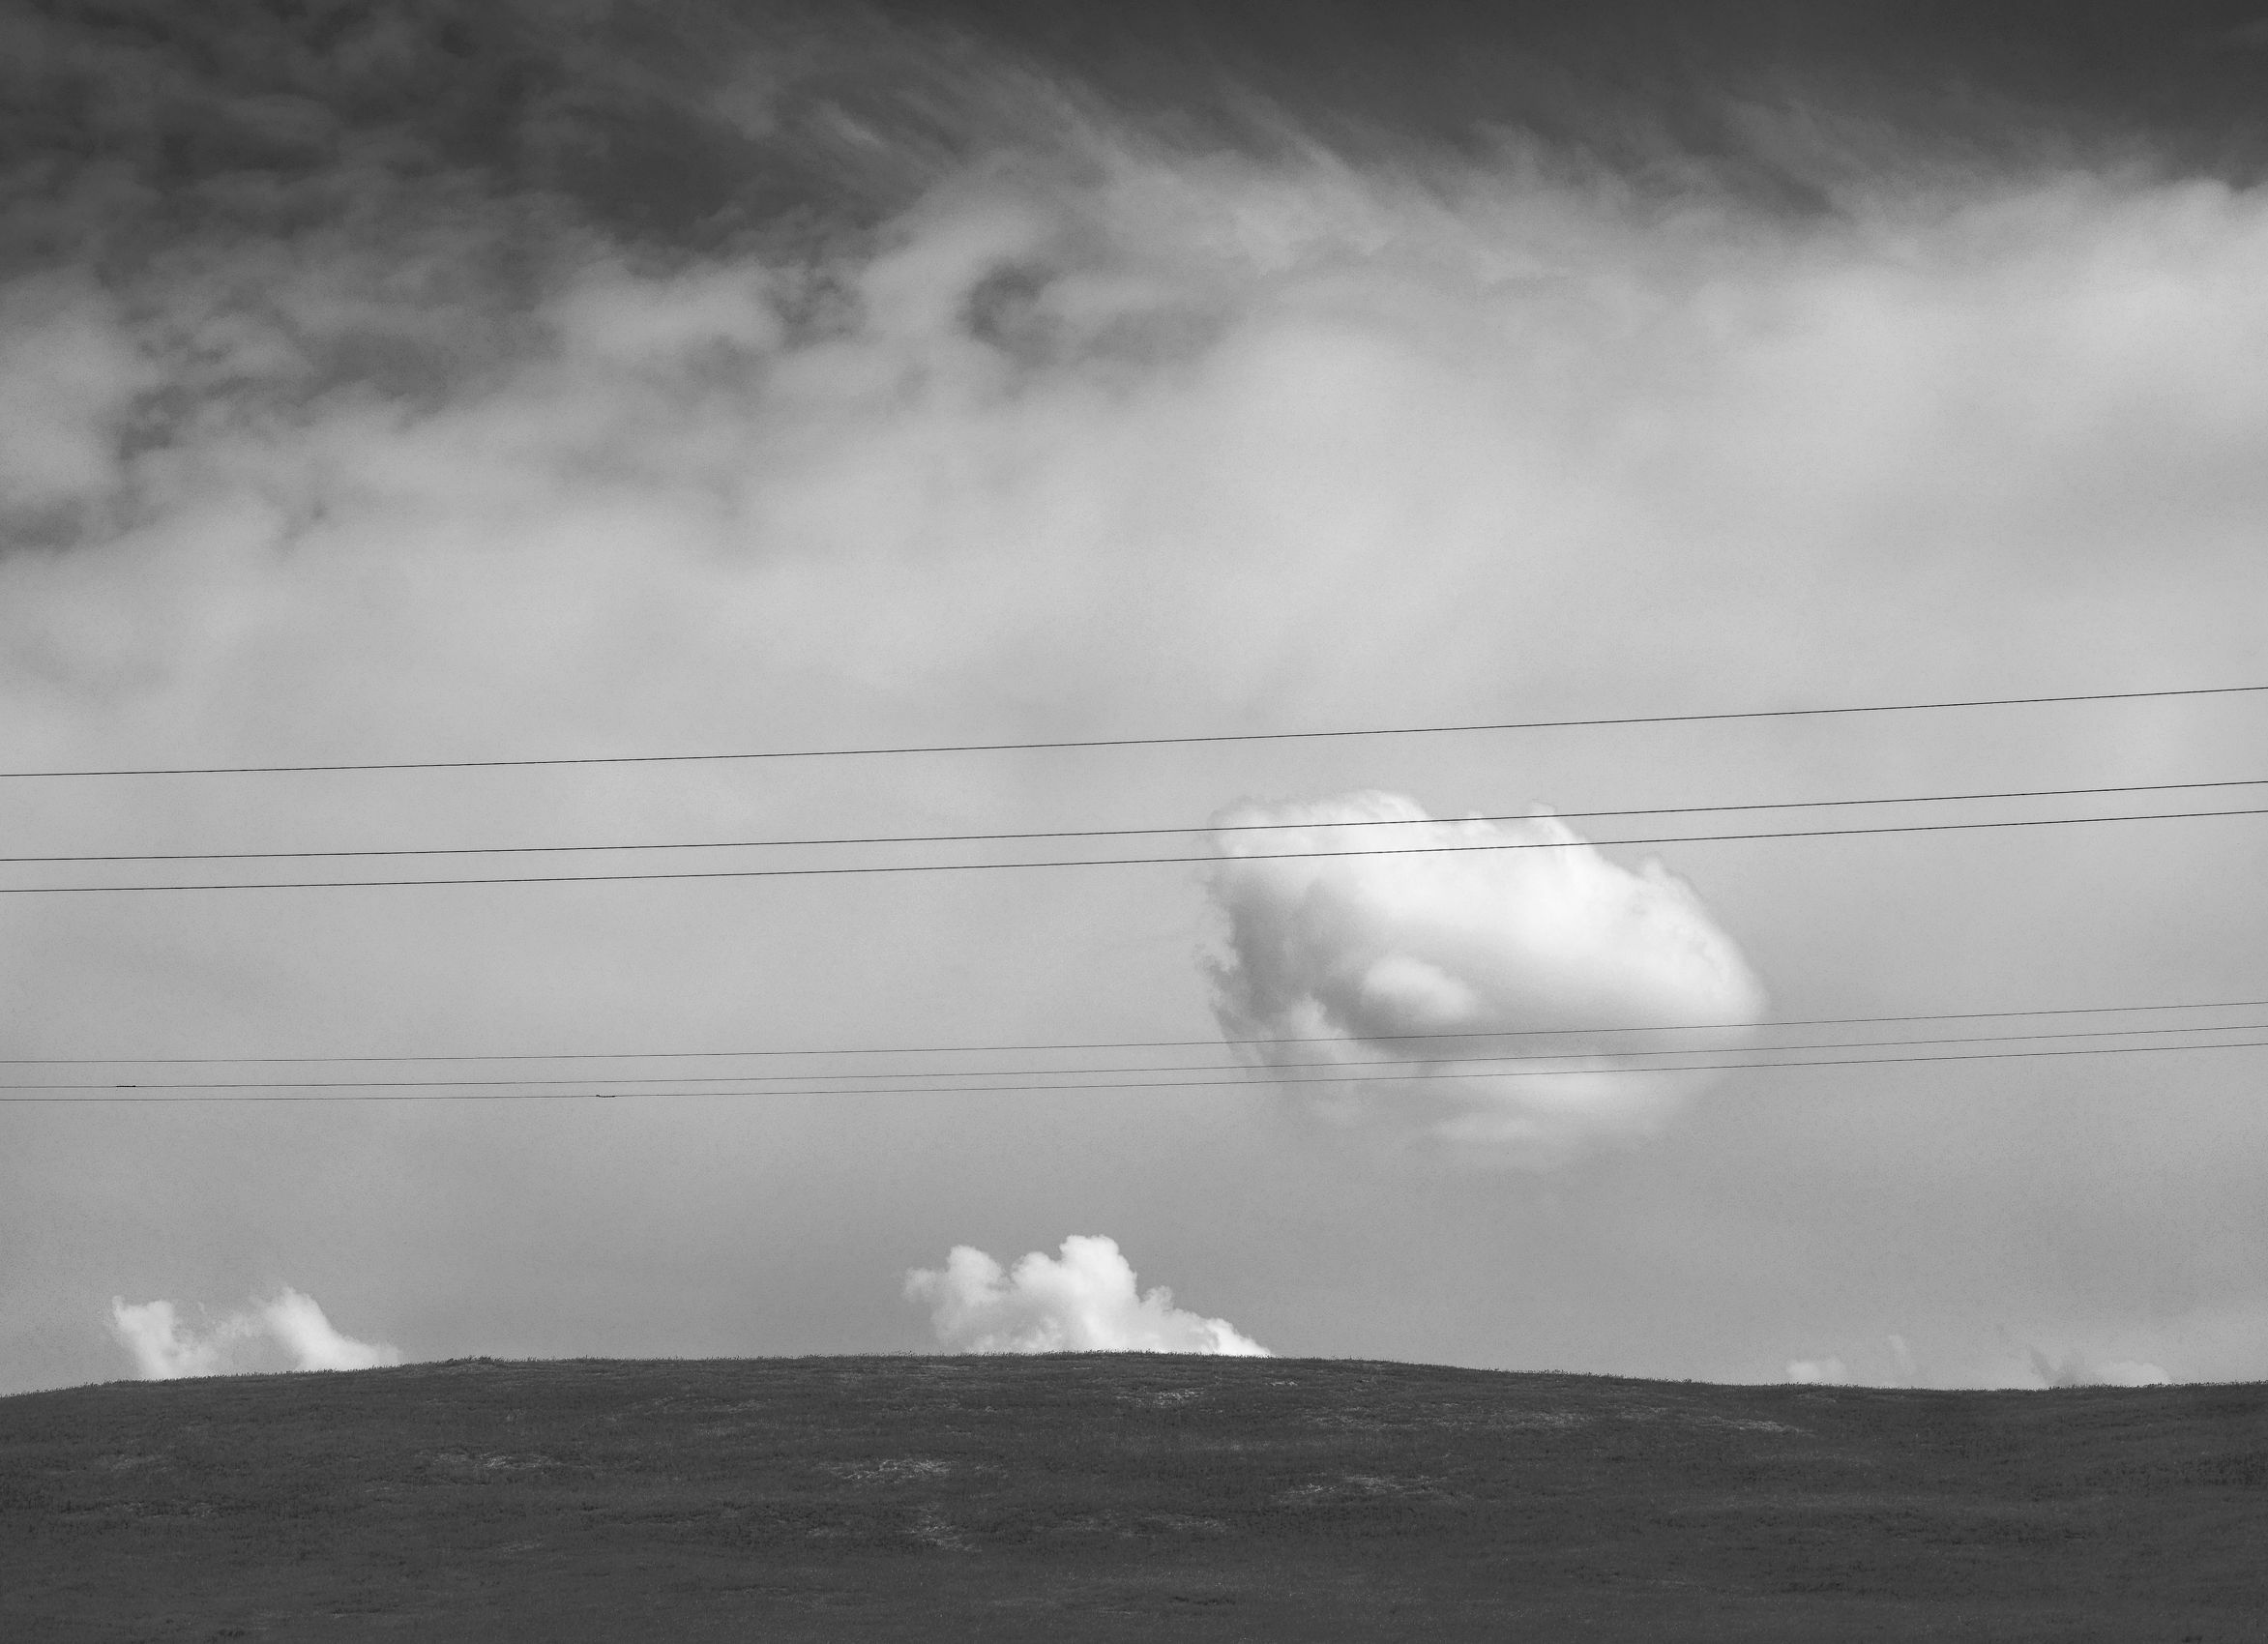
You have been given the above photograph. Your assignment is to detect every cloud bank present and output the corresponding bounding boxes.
[1206,791,1767,1162]
[906,1235,1269,1355]
[109,1291,403,1381]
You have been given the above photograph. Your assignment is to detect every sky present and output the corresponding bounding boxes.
[3,0,2266,1395]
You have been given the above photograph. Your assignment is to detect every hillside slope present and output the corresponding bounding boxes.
[3,1355,2262,1641]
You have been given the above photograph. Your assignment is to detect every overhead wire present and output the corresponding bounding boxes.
[3,803,2263,893]
[7,993,2267,1065]
[1,681,2261,779]
[7,1035,2268,1101]
[3,773,2264,866]
[8,1017,2268,1092]
[5,690,2261,1096]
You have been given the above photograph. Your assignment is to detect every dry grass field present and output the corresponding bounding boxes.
[3,1354,2262,1641]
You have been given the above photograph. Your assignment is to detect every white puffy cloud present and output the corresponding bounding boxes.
[108,1290,402,1380]
[905,1235,1269,1356]
[1205,791,1767,1162]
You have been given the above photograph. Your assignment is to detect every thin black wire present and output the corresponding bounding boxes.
[12,1018,2265,1092]
[8,774,2263,866]
[7,1036,2267,1101]
[4,683,2261,779]
[5,804,2263,893]
[7,994,2266,1066]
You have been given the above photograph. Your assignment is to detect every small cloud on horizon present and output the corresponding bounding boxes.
[109,1290,403,1381]
[2027,1346,2170,1389]
[905,1235,1270,1356]
[1887,1333,1920,1388]
[1784,1333,2178,1389]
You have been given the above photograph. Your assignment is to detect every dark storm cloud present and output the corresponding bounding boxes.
[10,1,2267,278]
[895,0,2268,187]
[0,0,1073,272]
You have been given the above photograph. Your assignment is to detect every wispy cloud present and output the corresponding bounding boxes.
[2026,1346,2169,1389]
[1783,1332,2184,1389]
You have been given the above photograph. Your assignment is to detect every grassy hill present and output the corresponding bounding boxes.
[3,1354,2261,1642]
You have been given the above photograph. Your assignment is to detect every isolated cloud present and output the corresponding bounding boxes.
[108,1290,402,1380]
[905,1235,1270,1356]
[1785,1357,1849,1385]
[1205,792,1767,1162]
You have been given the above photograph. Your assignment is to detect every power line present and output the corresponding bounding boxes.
[4,803,2262,893]
[6,994,2265,1066]
[7,1036,2267,1101]
[3,683,2261,779]
[6,774,2262,866]
[10,1018,2264,1092]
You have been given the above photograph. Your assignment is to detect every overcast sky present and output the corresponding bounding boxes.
[4,0,2266,1395]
